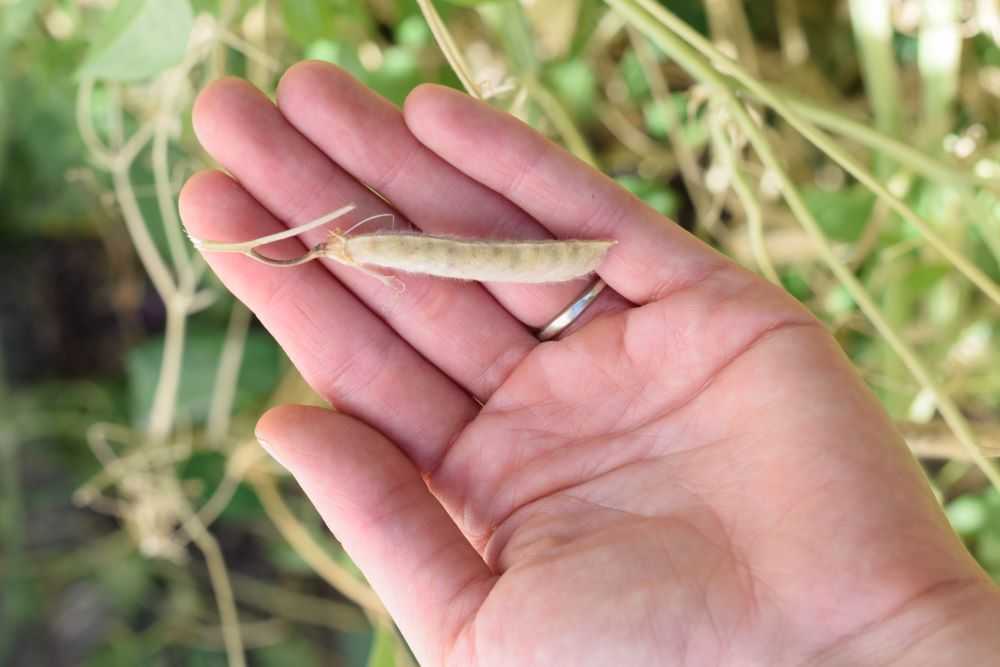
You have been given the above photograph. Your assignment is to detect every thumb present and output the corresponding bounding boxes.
[256,405,494,665]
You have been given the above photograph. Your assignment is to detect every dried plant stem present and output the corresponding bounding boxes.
[711,114,779,284]
[184,516,246,667]
[153,111,196,290]
[148,303,188,445]
[75,77,116,168]
[703,0,759,73]
[206,303,252,446]
[249,470,389,621]
[783,97,997,192]
[188,205,356,256]
[110,148,176,299]
[521,75,598,167]
[848,0,902,149]
[219,30,280,73]
[627,26,711,227]
[609,0,1000,491]
[776,0,809,64]
[628,0,1000,311]
[169,444,268,555]
[74,442,191,505]
[415,0,481,98]
[149,54,208,293]
[416,1,595,167]
[77,80,158,172]
[75,21,262,665]
[731,169,777,284]
[498,2,597,167]
[902,421,1000,461]
[175,620,285,651]
[228,572,368,632]
[919,0,962,143]
[597,103,660,155]
[94,91,197,446]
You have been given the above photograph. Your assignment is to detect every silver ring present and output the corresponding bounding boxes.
[537,278,607,341]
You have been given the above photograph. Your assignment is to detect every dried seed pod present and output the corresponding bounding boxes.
[326,233,614,283]
[189,203,616,287]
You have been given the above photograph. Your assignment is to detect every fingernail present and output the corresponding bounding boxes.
[256,433,287,470]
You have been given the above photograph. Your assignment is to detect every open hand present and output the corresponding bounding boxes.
[180,62,1000,666]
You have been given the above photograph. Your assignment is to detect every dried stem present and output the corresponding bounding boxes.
[206,303,253,446]
[415,0,481,98]
[110,144,176,299]
[249,469,390,622]
[184,515,247,667]
[153,106,196,290]
[626,26,711,227]
[710,112,780,284]
[521,75,598,167]
[782,97,998,192]
[228,572,369,632]
[189,204,356,262]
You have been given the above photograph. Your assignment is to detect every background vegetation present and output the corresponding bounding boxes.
[2,0,1000,664]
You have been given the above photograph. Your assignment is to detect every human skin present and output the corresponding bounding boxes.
[179,61,1000,666]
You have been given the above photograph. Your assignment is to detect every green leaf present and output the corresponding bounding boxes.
[780,269,814,303]
[977,530,1000,571]
[184,648,230,667]
[180,451,263,521]
[947,495,989,537]
[78,0,193,82]
[366,625,398,667]
[667,0,709,35]
[255,639,320,667]
[803,186,876,243]
[368,46,422,105]
[282,0,370,47]
[83,637,147,667]
[96,552,152,612]
[0,0,40,48]
[642,95,687,139]
[644,189,679,217]
[304,39,367,81]
[616,175,655,197]
[127,327,281,428]
[395,14,431,49]
[546,59,597,119]
[283,0,336,45]
[619,51,649,99]
[615,176,678,217]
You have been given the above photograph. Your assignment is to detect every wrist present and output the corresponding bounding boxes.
[810,578,1000,666]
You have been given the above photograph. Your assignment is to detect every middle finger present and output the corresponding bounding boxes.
[275,62,633,329]
[192,77,537,402]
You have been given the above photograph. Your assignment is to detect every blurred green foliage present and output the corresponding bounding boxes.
[78,0,194,81]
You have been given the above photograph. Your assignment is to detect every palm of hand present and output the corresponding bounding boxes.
[441,275,954,666]
[181,63,989,667]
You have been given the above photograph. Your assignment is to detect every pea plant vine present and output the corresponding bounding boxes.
[71,3,406,666]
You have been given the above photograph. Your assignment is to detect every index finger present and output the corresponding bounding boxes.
[179,170,480,471]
